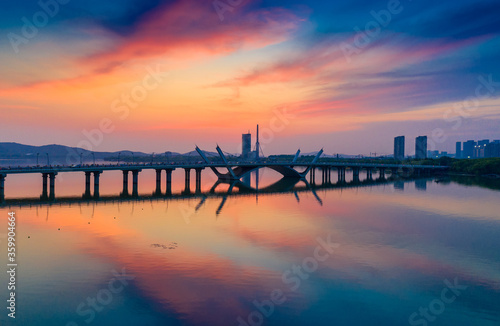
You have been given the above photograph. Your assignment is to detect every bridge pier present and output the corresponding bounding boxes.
[0,174,5,202]
[84,172,92,198]
[310,168,316,184]
[184,168,191,194]
[195,168,203,193]
[49,172,57,200]
[121,170,129,196]
[378,168,386,180]
[41,173,49,199]
[165,169,173,195]
[132,170,139,197]
[93,172,101,198]
[353,167,360,183]
[367,169,373,180]
[338,168,345,183]
[322,167,331,184]
[155,169,162,196]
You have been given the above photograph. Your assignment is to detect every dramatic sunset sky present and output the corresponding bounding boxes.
[1,0,499,155]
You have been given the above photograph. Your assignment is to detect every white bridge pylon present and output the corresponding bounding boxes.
[195,146,323,181]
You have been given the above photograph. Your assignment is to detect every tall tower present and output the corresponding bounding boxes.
[242,133,251,160]
[255,124,260,161]
[394,136,405,161]
[415,136,428,159]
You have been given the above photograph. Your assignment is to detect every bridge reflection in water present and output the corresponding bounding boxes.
[0,173,430,216]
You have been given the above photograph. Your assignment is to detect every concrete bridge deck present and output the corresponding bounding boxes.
[0,146,448,202]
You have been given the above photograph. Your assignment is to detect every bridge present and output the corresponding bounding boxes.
[0,146,448,202]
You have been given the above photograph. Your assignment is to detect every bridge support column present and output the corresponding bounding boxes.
[84,172,92,198]
[322,167,327,185]
[195,168,203,193]
[155,169,162,195]
[122,170,129,196]
[0,174,5,202]
[132,170,139,197]
[338,168,345,183]
[184,168,191,194]
[379,168,386,180]
[41,173,49,199]
[165,169,172,195]
[367,169,373,180]
[93,171,101,198]
[353,168,360,183]
[49,173,57,200]
[328,167,332,183]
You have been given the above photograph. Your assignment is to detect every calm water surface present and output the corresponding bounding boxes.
[0,169,499,326]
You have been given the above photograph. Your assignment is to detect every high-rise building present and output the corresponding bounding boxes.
[486,142,500,158]
[242,133,251,160]
[463,140,476,159]
[394,136,405,161]
[415,136,427,159]
[456,142,462,159]
[474,140,489,158]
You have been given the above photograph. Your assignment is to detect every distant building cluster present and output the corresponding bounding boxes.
[393,136,427,160]
[456,140,500,159]
[427,150,450,159]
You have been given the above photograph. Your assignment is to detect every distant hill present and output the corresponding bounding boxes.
[0,142,218,164]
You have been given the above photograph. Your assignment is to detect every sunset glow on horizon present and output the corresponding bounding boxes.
[1,0,499,155]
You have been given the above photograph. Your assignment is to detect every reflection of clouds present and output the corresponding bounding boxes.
[10,182,500,324]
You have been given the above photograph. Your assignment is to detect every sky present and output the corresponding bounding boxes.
[0,0,499,156]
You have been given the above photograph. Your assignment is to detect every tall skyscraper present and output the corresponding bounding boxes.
[485,142,500,158]
[255,124,260,161]
[242,133,251,160]
[415,136,427,159]
[463,140,476,159]
[475,139,490,158]
[456,142,462,159]
[394,136,405,161]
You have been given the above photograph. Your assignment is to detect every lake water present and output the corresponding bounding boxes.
[0,169,499,326]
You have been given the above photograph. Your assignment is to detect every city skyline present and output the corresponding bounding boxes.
[1,1,499,156]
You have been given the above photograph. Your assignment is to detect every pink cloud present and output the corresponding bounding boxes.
[83,1,303,73]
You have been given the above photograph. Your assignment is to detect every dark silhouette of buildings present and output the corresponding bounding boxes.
[242,133,251,159]
[394,136,405,161]
[415,136,427,159]
[456,142,462,159]
[455,139,500,158]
